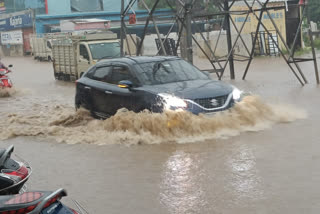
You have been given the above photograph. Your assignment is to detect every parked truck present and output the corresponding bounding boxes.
[51,31,121,81]
[30,34,53,61]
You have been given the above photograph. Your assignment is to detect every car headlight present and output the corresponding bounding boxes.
[232,87,242,101]
[158,93,187,110]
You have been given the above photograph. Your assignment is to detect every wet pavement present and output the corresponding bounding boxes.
[0,56,319,213]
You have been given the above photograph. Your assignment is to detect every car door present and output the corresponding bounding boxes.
[86,65,114,115]
[104,64,138,115]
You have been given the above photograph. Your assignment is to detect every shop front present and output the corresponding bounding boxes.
[0,10,34,56]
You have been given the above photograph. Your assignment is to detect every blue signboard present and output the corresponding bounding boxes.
[0,13,33,31]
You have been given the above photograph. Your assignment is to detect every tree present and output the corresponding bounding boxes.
[308,0,320,23]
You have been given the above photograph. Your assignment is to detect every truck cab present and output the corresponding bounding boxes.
[78,40,120,77]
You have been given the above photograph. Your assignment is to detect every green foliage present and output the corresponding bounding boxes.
[313,38,320,49]
[303,33,311,47]
[309,0,320,23]
[294,48,310,56]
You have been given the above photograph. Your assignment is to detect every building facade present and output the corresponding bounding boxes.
[0,10,34,56]
[1,0,137,15]
[0,0,140,55]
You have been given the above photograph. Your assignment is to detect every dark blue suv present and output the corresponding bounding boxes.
[75,56,242,118]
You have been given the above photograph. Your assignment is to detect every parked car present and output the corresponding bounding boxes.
[75,56,243,118]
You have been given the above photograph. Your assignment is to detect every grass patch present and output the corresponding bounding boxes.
[313,38,320,49]
[295,48,311,56]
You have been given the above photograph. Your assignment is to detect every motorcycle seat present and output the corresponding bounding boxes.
[0,189,67,213]
[0,192,48,212]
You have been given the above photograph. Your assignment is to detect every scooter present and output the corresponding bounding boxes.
[0,145,32,195]
[0,146,87,214]
[0,65,13,88]
[0,188,86,214]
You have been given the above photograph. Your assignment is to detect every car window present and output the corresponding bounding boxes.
[135,59,209,85]
[90,66,112,82]
[109,66,134,85]
[80,44,89,61]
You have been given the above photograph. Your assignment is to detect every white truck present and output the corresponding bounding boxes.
[51,32,121,81]
[30,34,53,61]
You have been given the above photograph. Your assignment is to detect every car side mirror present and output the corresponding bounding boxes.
[118,80,133,89]
[8,65,13,68]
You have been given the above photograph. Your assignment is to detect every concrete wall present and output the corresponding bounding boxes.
[194,31,253,58]
[230,2,287,50]
[143,34,179,56]
[141,32,252,59]
[1,45,24,57]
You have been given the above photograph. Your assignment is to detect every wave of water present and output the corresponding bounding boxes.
[0,88,18,97]
[0,96,307,145]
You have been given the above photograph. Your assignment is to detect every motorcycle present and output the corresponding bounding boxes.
[0,65,13,88]
[0,188,87,214]
[0,145,32,195]
[0,146,87,214]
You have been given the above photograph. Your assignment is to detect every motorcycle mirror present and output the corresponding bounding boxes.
[8,65,13,68]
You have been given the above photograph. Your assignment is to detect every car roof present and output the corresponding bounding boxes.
[97,56,181,66]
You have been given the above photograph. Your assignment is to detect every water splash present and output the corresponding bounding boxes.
[0,87,30,98]
[0,96,307,145]
[0,88,17,97]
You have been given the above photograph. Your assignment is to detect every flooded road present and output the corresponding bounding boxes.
[0,56,319,213]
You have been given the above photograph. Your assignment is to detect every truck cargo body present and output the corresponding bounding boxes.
[30,34,53,61]
[52,38,78,81]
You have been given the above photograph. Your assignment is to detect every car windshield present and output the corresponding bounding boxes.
[89,42,121,60]
[135,59,210,85]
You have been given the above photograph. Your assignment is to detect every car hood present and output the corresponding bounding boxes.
[139,79,234,99]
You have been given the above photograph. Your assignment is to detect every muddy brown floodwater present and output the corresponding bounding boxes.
[0,56,319,214]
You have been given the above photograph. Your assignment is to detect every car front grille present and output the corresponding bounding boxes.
[193,95,229,109]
